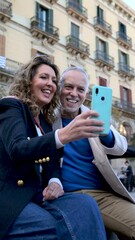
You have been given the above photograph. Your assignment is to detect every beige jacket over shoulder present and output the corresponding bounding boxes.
[53,105,135,203]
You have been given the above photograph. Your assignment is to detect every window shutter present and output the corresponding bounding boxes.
[127,54,129,66]
[97,6,99,16]
[0,35,5,56]
[31,48,37,57]
[128,89,132,104]
[96,36,99,50]
[99,77,107,86]
[36,2,39,18]
[119,22,126,34]
[97,6,103,19]
[118,21,120,31]
[120,85,123,100]
[50,55,54,63]
[71,23,79,38]
[48,9,53,26]
[118,49,121,62]
[106,41,109,54]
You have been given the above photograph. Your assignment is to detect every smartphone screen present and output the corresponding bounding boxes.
[91,85,112,135]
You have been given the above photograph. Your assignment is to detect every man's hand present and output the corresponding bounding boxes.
[42,182,64,201]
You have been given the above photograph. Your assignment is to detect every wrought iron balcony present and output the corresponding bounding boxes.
[116,31,132,50]
[66,35,90,60]
[118,63,135,80]
[84,93,135,116]
[0,0,12,22]
[30,17,59,45]
[94,50,114,71]
[94,16,112,37]
[66,0,88,22]
[46,0,58,4]
[112,97,135,116]
[0,56,22,83]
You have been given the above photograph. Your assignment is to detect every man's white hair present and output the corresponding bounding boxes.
[59,66,90,93]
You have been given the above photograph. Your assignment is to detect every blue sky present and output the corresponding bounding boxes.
[122,0,135,10]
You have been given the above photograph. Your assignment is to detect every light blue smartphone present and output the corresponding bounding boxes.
[91,85,112,135]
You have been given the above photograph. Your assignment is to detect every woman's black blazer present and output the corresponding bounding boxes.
[0,98,63,239]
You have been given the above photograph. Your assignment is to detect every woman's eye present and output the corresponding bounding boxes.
[52,79,57,84]
[41,76,47,79]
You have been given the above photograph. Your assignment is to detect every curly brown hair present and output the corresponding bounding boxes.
[8,55,60,124]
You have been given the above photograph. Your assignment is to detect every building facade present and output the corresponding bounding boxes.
[0,0,135,149]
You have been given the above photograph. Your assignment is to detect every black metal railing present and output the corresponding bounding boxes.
[118,63,135,77]
[46,0,58,3]
[30,16,59,38]
[66,0,87,18]
[0,56,22,75]
[66,35,89,53]
[86,93,135,115]
[95,50,114,66]
[116,31,132,46]
[113,97,135,114]
[0,0,12,16]
[94,16,112,34]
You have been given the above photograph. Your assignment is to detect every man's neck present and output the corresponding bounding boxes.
[61,109,80,119]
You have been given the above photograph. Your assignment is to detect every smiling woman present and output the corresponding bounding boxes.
[0,55,107,240]
[31,64,57,108]
[9,55,60,124]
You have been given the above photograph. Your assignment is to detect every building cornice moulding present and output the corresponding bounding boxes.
[101,0,135,23]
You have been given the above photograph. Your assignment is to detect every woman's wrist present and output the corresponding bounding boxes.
[55,129,64,149]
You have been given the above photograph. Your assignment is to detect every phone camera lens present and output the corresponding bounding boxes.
[101,96,105,101]
[95,88,98,94]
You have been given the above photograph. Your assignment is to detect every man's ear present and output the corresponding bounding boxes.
[84,92,89,101]
[85,92,89,98]
[82,92,89,104]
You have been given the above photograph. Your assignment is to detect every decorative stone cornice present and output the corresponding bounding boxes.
[103,0,135,23]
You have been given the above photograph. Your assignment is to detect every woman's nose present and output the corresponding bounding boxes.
[46,78,53,85]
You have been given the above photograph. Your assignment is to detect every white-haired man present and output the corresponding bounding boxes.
[53,66,135,240]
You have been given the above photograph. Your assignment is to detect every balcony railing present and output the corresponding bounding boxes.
[66,0,88,22]
[84,93,135,116]
[113,97,135,115]
[0,57,22,82]
[94,16,112,37]
[46,0,58,4]
[30,17,59,45]
[118,63,135,80]
[66,35,90,59]
[116,31,132,49]
[0,0,12,22]
[94,50,114,70]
